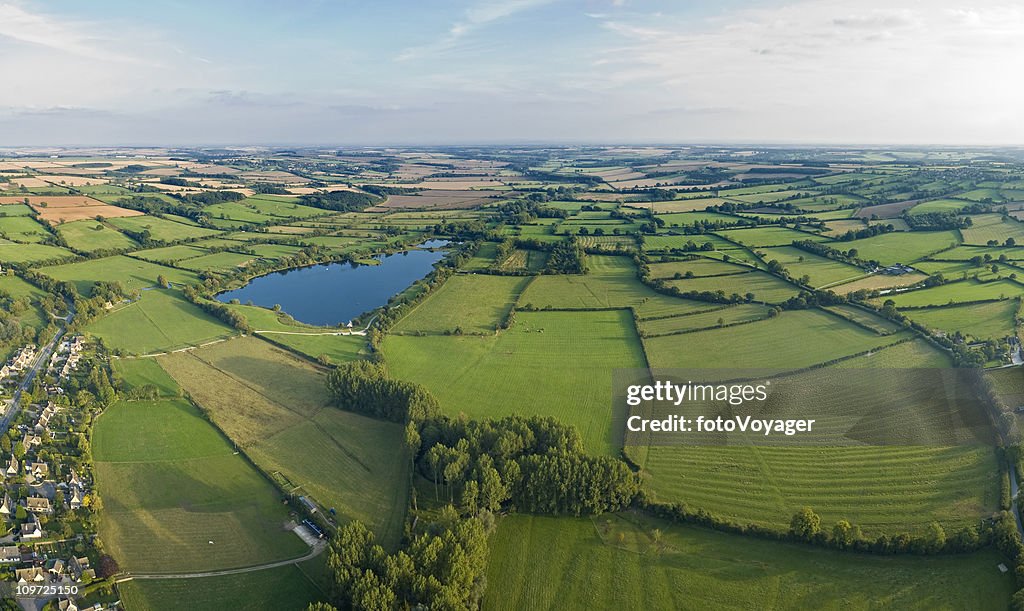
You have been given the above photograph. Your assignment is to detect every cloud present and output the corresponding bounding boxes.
[396,0,557,61]
[0,3,141,64]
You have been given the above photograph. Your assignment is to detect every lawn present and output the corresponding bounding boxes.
[85,289,236,354]
[93,399,307,573]
[484,513,1014,610]
[57,219,137,251]
[117,564,322,611]
[384,309,647,456]
[158,337,409,547]
[643,309,907,370]
[392,274,530,335]
[40,255,198,295]
[904,300,1019,341]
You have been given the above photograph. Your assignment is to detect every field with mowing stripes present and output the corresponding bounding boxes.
[93,398,306,572]
[904,300,1019,340]
[484,514,1013,611]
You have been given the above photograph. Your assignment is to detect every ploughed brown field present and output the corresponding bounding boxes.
[0,195,145,224]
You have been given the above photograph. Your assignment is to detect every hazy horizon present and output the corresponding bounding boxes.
[3,0,1022,146]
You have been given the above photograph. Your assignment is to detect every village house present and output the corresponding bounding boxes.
[25,496,53,514]
[0,493,12,516]
[70,556,95,582]
[20,515,42,540]
[26,462,49,480]
[0,545,20,564]
[46,558,66,576]
[16,566,47,583]
[22,433,42,449]
[6,455,18,477]
[70,487,83,510]
[57,599,79,611]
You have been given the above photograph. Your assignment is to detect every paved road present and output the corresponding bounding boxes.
[126,540,327,580]
[0,306,73,433]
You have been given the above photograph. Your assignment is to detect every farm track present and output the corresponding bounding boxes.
[125,540,327,580]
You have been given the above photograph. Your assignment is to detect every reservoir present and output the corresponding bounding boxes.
[216,247,446,326]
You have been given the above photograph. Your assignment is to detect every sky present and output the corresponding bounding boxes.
[0,0,1022,146]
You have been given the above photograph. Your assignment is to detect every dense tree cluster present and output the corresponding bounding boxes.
[413,415,639,516]
[325,509,491,611]
[544,238,587,274]
[326,360,439,423]
[299,190,380,212]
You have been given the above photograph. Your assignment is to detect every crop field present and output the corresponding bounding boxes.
[384,310,647,455]
[905,300,1019,340]
[108,214,221,241]
[40,254,199,294]
[392,274,529,335]
[881,280,1022,308]
[0,214,51,242]
[484,514,1013,611]
[643,309,906,370]
[840,231,961,265]
[633,445,998,536]
[666,270,801,303]
[760,246,865,287]
[27,196,145,224]
[93,399,306,572]
[85,289,236,354]
[117,564,321,611]
[833,338,952,368]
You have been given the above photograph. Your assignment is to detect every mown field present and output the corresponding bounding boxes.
[643,309,905,370]
[392,274,529,335]
[157,337,409,547]
[85,289,236,354]
[905,300,1019,341]
[384,309,647,456]
[40,254,199,294]
[117,563,322,611]
[93,398,306,573]
[484,514,1014,610]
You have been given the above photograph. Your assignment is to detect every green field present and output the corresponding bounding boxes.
[882,280,1022,308]
[131,244,212,263]
[647,257,752,279]
[841,231,960,265]
[112,357,182,397]
[666,270,800,303]
[643,309,906,370]
[633,445,997,536]
[716,226,828,247]
[40,255,199,294]
[117,564,322,611]
[520,255,664,309]
[109,214,221,242]
[392,274,529,335]
[638,303,770,336]
[0,242,74,264]
[85,289,236,354]
[93,398,307,572]
[484,514,1014,610]
[58,219,138,251]
[761,245,866,287]
[904,300,1019,340]
[960,214,1024,246]
[158,337,409,546]
[0,214,51,242]
[385,309,647,455]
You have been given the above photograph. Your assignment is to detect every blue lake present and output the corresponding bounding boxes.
[216,247,446,326]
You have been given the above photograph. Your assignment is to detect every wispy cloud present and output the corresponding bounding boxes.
[396,0,557,61]
[0,3,141,64]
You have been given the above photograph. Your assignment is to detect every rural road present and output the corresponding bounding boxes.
[126,540,327,580]
[0,304,73,433]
